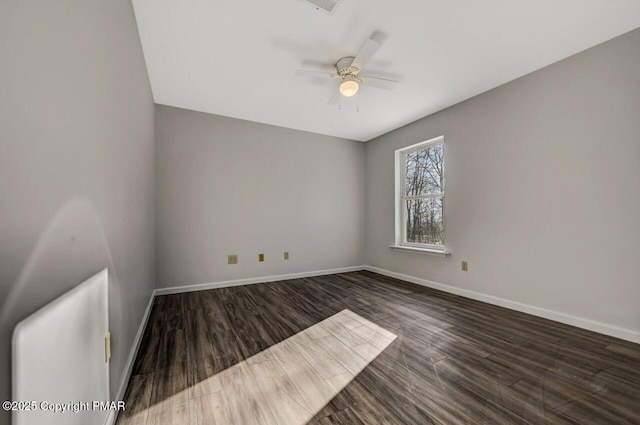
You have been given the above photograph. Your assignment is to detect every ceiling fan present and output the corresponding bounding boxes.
[295,35,399,104]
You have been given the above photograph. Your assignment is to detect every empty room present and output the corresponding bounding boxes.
[2,1,640,424]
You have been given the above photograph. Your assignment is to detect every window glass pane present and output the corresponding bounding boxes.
[405,197,443,245]
[405,144,444,196]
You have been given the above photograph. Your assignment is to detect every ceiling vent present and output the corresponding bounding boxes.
[302,0,340,15]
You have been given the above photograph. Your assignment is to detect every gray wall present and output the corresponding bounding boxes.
[365,28,640,335]
[0,1,155,421]
[155,105,364,288]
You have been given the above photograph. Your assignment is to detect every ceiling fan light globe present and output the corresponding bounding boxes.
[339,80,359,97]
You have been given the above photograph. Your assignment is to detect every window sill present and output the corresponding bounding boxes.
[389,245,451,257]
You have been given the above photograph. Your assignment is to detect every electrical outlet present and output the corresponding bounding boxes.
[461,261,468,272]
[259,253,264,262]
[284,251,289,260]
[228,255,238,265]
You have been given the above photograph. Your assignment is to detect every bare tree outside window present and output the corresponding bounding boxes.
[399,138,444,246]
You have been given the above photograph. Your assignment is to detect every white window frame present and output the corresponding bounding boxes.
[392,135,450,256]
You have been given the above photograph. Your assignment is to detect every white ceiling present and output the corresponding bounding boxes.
[132,0,640,142]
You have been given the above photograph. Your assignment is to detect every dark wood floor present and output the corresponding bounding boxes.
[118,271,640,425]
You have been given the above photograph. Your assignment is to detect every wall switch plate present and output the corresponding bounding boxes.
[228,255,238,264]
[284,251,289,260]
[105,332,111,363]
[259,253,264,262]
[461,261,468,272]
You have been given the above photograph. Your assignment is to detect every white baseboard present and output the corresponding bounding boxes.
[154,266,365,296]
[106,292,156,425]
[363,265,640,344]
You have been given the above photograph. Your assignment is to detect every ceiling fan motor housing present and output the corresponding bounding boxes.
[336,57,360,77]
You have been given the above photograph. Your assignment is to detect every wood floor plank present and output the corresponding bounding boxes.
[318,407,365,425]
[116,373,154,425]
[315,379,406,425]
[189,391,231,425]
[353,363,432,425]
[431,356,544,424]
[325,371,353,393]
[149,361,188,408]
[270,339,338,413]
[210,329,245,361]
[313,334,370,375]
[250,359,312,425]
[131,304,164,375]
[349,323,396,350]
[146,401,189,425]
[156,329,186,367]
[184,309,215,364]
[187,354,229,400]
[551,391,640,425]
[184,291,205,311]
[220,362,278,425]
[290,333,350,379]
[161,294,184,331]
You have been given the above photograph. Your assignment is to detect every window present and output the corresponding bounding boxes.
[394,136,446,252]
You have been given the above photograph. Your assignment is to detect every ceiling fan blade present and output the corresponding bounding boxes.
[360,75,399,90]
[327,84,341,105]
[350,38,380,73]
[295,69,338,79]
